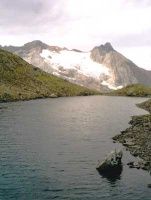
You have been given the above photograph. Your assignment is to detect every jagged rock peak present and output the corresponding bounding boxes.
[98,42,114,52]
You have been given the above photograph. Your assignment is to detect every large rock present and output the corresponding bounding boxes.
[96,149,123,174]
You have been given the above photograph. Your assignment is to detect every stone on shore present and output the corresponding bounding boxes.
[113,99,151,172]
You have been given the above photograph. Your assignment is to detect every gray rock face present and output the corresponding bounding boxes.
[2,41,151,91]
[91,43,151,87]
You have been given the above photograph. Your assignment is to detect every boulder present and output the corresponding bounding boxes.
[96,150,123,174]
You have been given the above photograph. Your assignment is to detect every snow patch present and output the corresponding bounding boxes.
[40,49,122,90]
[40,49,109,79]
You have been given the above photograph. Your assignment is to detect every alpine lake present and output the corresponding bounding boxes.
[0,96,151,200]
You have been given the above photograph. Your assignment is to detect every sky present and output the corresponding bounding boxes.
[0,0,151,70]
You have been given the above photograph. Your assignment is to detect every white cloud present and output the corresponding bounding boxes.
[0,0,151,69]
[117,46,151,70]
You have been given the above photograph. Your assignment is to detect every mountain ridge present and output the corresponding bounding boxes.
[2,40,151,91]
[0,48,99,102]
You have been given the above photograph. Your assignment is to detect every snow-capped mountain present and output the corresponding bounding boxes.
[2,40,151,91]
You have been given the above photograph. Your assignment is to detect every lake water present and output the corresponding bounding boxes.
[0,96,151,200]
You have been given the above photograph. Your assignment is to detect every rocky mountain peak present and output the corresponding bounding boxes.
[98,42,114,53]
[23,40,48,50]
[90,42,114,65]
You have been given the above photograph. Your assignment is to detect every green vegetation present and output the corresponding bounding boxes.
[0,49,99,102]
[110,84,151,97]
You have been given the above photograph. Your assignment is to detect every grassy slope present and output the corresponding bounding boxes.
[110,84,151,97]
[0,49,99,102]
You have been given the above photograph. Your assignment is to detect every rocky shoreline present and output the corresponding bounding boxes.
[113,99,151,172]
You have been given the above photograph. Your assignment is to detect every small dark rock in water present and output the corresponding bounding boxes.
[127,160,150,170]
[127,162,140,169]
[127,162,134,166]
[0,106,7,110]
[147,184,151,188]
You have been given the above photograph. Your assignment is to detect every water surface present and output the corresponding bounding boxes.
[0,96,151,200]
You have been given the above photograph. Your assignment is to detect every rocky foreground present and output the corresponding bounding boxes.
[113,99,151,171]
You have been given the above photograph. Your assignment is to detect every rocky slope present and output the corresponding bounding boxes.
[91,43,151,88]
[0,48,99,102]
[2,41,151,91]
[113,99,151,171]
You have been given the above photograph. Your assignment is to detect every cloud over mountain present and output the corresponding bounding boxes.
[0,0,151,69]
